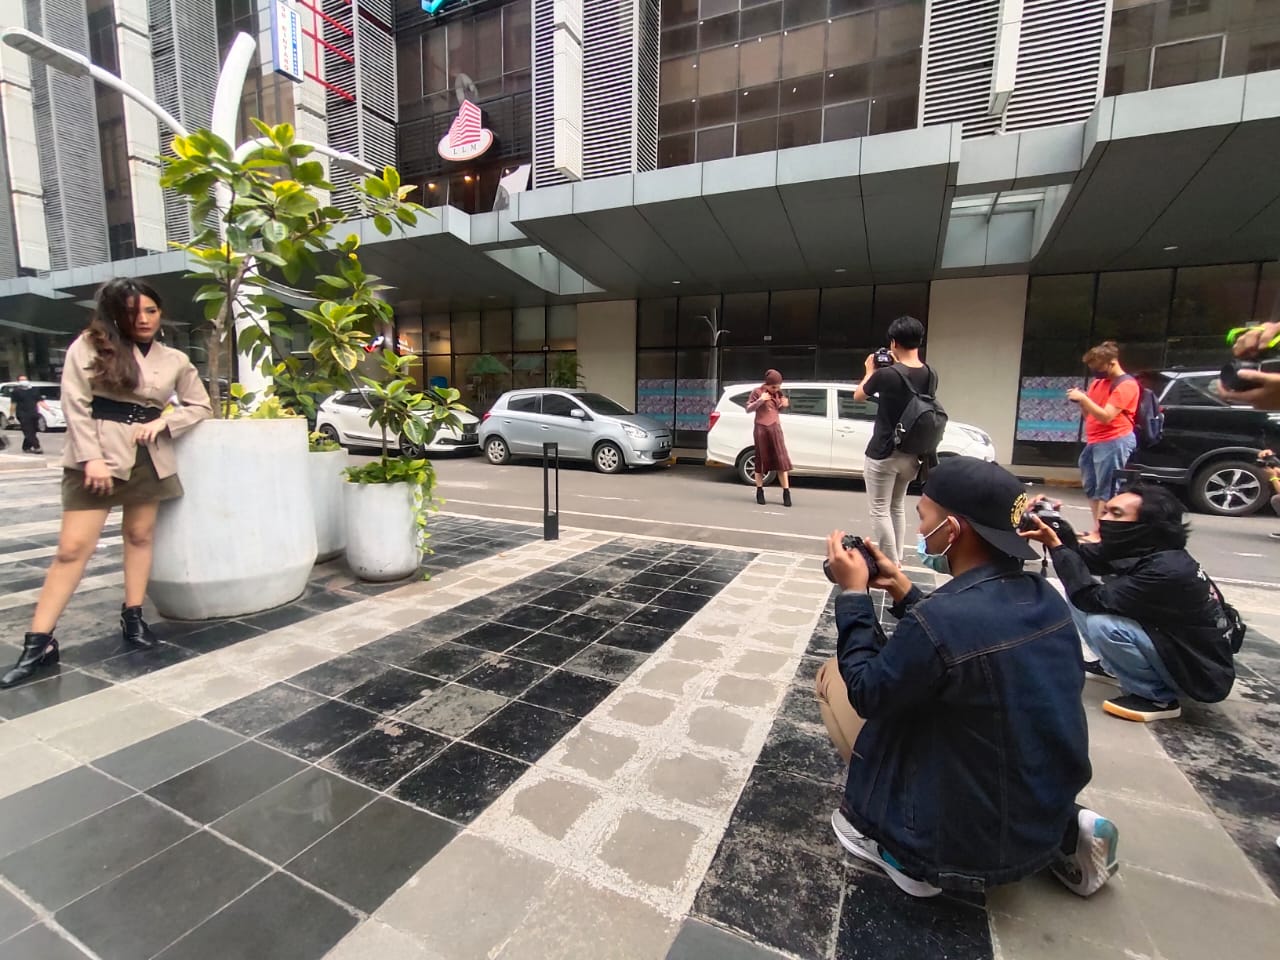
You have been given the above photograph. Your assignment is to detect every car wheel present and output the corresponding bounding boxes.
[36,415,46,433]
[485,436,511,465]
[594,441,625,474]
[400,436,426,459]
[735,448,776,487]
[317,424,342,448]
[1190,460,1267,516]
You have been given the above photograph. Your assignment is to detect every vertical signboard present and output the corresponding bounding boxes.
[271,1,304,82]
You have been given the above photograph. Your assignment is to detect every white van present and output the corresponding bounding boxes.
[705,381,997,484]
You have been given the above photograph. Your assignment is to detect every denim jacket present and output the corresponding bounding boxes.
[835,559,1091,890]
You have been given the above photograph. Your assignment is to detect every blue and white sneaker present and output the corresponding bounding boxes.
[831,810,942,898]
[1051,807,1119,897]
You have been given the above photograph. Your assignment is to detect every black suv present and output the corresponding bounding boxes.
[1128,369,1280,517]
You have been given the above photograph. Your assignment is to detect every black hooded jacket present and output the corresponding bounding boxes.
[1049,535,1236,703]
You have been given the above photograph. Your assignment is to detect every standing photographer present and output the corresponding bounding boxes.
[1069,342,1139,538]
[855,316,938,563]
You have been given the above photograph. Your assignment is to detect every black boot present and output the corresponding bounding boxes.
[756,487,766,505]
[121,605,158,649]
[1,633,59,689]
[783,489,792,508]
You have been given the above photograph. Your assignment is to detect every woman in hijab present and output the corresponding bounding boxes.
[746,369,794,507]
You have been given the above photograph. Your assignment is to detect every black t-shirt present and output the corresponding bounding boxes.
[12,386,40,419]
[863,363,936,461]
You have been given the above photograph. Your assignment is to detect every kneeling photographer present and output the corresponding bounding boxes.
[1020,484,1242,724]
[1259,449,1280,540]
[815,457,1116,901]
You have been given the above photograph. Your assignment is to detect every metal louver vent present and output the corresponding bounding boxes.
[1002,0,1108,132]
[635,0,659,174]
[532,0,566,188]
[25,0,109,270]
[920,0,1002,138]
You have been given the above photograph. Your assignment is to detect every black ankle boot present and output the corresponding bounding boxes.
[756,487,766,505]
[1,633,59,689]
[121,605,158,649]
[783,489,792,508]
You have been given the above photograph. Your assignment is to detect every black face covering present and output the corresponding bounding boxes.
[1097,520,1165,559]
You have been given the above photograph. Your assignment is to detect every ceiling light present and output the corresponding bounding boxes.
[834,268,847,274]
[672,280,682,285]
[1163,244,1179,251]
[427,182,437,189]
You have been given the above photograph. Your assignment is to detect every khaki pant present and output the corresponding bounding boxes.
[815,656,865,765]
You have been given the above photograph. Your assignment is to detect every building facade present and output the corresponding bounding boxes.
[1,0,1278,467]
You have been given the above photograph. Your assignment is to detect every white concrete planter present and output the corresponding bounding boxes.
[308,449,349,562]
[344,480,420,581]
[151,419,318,619]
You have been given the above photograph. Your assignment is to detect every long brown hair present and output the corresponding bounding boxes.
[84,278,162,392]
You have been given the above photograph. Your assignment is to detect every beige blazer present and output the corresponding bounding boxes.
[61,334,213,480]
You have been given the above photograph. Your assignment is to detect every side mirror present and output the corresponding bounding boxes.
[570,408,587,420]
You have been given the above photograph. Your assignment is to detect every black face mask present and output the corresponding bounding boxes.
[1097,520,1163,558]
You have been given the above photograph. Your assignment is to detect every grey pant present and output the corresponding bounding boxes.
[864,451,921,563]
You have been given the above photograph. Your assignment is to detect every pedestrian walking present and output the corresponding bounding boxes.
[747,369,793,507]
[12,375,43,454]
[1069,341,1138,537]
[1,278,212,689]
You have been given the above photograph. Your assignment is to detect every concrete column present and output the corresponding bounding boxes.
[926,275,1028,464]
[576,300,636,408]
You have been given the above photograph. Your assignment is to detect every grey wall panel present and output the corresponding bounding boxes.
[0,106,17,278]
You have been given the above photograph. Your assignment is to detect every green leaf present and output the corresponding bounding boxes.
[262,220,287,244]
[316,274,350,290]
[373,214,392,236]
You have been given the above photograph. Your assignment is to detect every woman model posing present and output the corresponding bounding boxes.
[747,369,794,507]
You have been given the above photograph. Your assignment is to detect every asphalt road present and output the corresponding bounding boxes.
[9,428,1277,586]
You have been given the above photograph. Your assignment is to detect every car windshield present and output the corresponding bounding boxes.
[576,393,632,416]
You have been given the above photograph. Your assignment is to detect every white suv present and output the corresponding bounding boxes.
[706,381,997,484]
[0,381,64,432]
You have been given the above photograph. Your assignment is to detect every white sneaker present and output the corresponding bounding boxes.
[830,810,942,898]
[1051,807,1119,897]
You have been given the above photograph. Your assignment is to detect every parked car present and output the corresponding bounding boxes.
[314,388,480,457]
[479,389,672,474]
[1126,369,1280,517]
[706,381,997,485]
[0,381,64,432]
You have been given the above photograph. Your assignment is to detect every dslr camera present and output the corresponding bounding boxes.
[823,534,880,586]
[1018,500,1078,550]
[1258,452,1280,469]
[873,347,895,369]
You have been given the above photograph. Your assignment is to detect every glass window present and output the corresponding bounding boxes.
[739,82,781,120]
[425,314,451,355]
[872,283,929,345]
[398,37,421,102]
[1151,35,1224,88]
[727,388,753,409]
[513,354,546,390]
[869,90,918,135]
[723,292,769,344]
[424,29,447,94]
[778,109,822,148]
[782,387,828,417]
[547,305,577,349]
[701,13,740,48]
[699,45,741,95]
[698,91,738,127]
[702,0,739,19]
[782,23,826,79]
[579,393,632,415]
[453,313,481,354]
[1093,269,1172,342]
[740,5,782,40]
[504,2,531,72]
[1162,377,1224,407]
[875,1,925,58]
[482,310,513,351]
[698,125,736,161]
[663,0,699,28]
[817,347,863,380]
[679,296,722,346]
[1168,263,1257,364]
[837,389,878,420]
[637,349,677,429]
[447,20,476,85]
[398,314,423,356]
[783,0,828,29]
[819,286,874,346]
[826,63,871,103]
[738,116,779,154]
[661,56,699,102]
[425,355,450,389]
[827,12,877,67]
[780,74,824,113]
[661,99,697,134]
[514,307,545,351]
[542,394,582,418]
[640,300,678,348]
[770,289,819,342]
[739,33,782,85]
[824,99,869,140]
[475,11,503,81]
[659,133,696,167]
[665,23,700,57]
[508,394,541,413]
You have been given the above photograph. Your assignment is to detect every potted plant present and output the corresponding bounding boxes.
[344,349,468,581]
[150,121,431,617]
[550,351,585,389]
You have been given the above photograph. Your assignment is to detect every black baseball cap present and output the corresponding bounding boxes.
[923,457,1037,561]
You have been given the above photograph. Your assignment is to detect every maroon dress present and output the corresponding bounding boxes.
[747,388,793,473]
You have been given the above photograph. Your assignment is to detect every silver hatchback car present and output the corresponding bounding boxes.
[479,389,673,473]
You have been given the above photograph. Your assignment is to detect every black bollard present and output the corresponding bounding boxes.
[543,441,559,541]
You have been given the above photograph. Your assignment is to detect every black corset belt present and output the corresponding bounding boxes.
[91,397,161,424]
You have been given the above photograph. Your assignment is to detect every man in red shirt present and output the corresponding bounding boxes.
[1069,341,1139,536]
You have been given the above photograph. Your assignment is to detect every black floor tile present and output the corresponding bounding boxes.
[544,613,614,643]
[260,700,381,761]
[287,797,458,913]
[94,720,244,790]
[147,741,306,824]
[563,643,649,682]
[496,603,567,631]
[756,720,846,785]
[466,701,579,763]
[238,602,316,632]
[653,590,713,614]
[666,918,791,960]
[204,683,328,737]
[410,610,486,642]
[298,589,357,614]
[576,597,645,622]
[340,667,442,714]
[0,795,194,911]
[603,555,654,572]
[169,620,266,655]
[455,621,536,653]
[836,869,992,959]
[626,605,695,632]
[0,767,134,860]
[450,596,504,619]
[650,560,702,578]
[506,632,595,667]
[289,653,386,697]
[666,577,721,597]
[55,830,271,960]
[723,767,844,862]
[86,643,200,681]
[521,570,578,591]
[630,571,681,590]
[686,566,740,585]
[520,670,617,718]
[55,633,129,666]
[530,588,590,612]
[0,669,112,720]
[394,742,528,824]
[358,629,444,667]
[398,683,507,738]
[322,720,449,790]
[153,871,358,960]
[693,838,845,960]
[564,575,614,597]
[598,622,672,654]
[406,641,495,681]
[604,582,665,604]
[459,656,551,697]
[214,767,376,865]
[0,923,90,960]
[0,885,33,942]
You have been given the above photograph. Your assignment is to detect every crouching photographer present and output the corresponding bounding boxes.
[1259,449,1280,541]
[815,457,1117,901]
[1020,484,1243,724]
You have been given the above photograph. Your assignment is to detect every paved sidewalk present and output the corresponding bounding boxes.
[0,465,1277,960]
